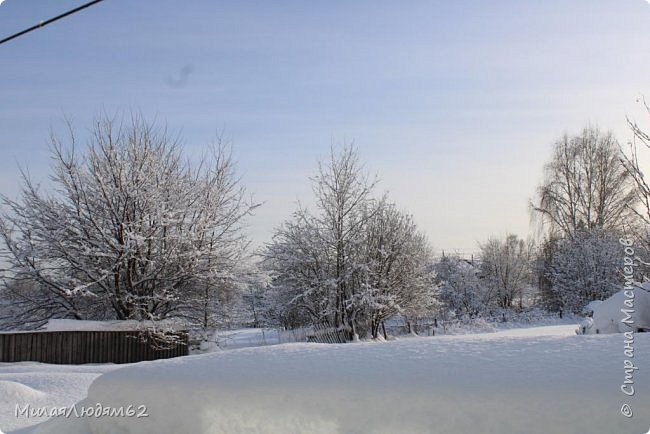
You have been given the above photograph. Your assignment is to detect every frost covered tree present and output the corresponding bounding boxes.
[531,126,636,239]
[620,100,650,278]
[310,145,377,337]
[549,228,622,314]
[622,101,650,228]
[0,115,256,329]
[354,199,436,339]
[533,235,564,314]
[263,145,437,339]
[434,255,484,318]
[263,206,336,329]
[479,235,534,310]
[226,259,273,328]
[264,145,375,336]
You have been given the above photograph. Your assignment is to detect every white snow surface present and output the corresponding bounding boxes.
[580,283,650,334]
[202,328,281,351]
[13,325,650,434]
[0,363,122,432]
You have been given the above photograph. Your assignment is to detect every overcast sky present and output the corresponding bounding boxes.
[2,0,650,254]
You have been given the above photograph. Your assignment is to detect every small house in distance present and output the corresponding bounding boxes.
[0,319,188,364]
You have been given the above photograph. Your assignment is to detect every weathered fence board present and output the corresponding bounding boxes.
[0,330,188,364]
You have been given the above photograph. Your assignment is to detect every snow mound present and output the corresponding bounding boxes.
[0,381,46,404]
[0,363,123,433]
[582,299,602,316]
[23,325,650,434]
[578,282,650,334]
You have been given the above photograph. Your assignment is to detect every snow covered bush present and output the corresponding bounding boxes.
[549,228,622,314]
[0,114,257,330]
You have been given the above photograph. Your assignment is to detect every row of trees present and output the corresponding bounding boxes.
[264,123,649,330]
[435,228,626,321]
[2,111,650,338]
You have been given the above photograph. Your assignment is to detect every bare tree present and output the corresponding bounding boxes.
[0,114,256,329]
[312,145,378,336]
[549,228,622,314]
[615,100,650,283]
[263,203,339,329]
[532,235,563,315]
[621,100,650,232]
[531,126,636,239]
[355,198,436,339]
[434,254,485,319]
[263,145,376,337]
[479,234,534,310]
[263,145,437,339]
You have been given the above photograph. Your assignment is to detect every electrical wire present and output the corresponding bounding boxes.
[0,0,106,46]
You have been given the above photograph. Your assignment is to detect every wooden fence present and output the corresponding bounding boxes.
[0,330,188,364]
[278,324,348,344]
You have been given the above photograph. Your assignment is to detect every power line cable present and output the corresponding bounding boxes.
[0,0,106,46]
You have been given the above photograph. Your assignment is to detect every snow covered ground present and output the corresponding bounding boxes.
[201,314,578,351]
[200,328,281,351]
[426,313,579,336]
[0,363,123,433]
[3,324,647,434]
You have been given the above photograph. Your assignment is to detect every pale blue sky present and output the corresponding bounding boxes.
[2,0,650,254]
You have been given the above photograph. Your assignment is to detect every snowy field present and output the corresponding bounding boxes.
[202,328,281,351]
[0,324,646,434]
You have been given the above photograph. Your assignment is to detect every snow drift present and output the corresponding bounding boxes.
[0,381,45,405]
[22,326,650,434]
[0,363,121,433]
[578,282,650,334]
